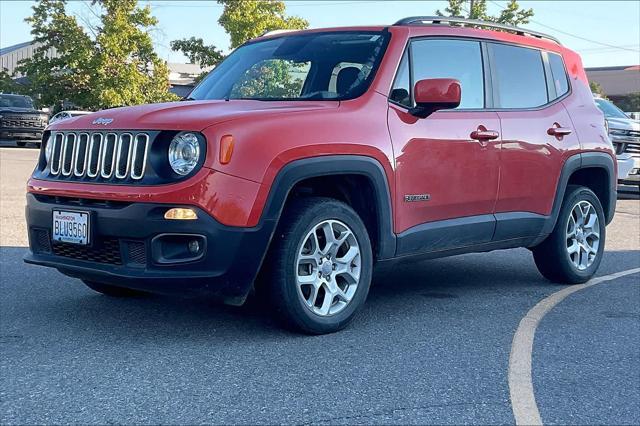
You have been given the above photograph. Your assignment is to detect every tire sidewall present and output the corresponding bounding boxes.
[278,200,373,333]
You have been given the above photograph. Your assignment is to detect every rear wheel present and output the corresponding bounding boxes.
[533,185,605,284]
[262,197,373,334]
[82,280,148,297]
[16,141,26,147]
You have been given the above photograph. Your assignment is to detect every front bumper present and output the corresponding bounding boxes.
[24,193,276,304]
[0,127,44,140]
[616,153,640,186]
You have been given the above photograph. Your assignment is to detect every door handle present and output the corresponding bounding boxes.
[470,128,499,141]
[547,125,572,137]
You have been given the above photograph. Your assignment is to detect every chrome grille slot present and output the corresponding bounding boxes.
[46,131,152,181]
[50,133,64,175]
[115,134,133,179]
[61,133,76,176]
[73,133,90,177]
[130,134,149,180]
[100,133,118,179]
[87,134,103,177]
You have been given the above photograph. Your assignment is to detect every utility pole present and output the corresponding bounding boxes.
[469,0,475,18]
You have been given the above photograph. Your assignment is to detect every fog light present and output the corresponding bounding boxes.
[164,208,198,220]
[188,240,200,254]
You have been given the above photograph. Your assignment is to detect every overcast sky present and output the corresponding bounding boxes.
[1,0,639,68]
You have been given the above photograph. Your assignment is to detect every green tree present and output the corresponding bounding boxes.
[218,0,308,49]
[437,0,534,26]
[589,81,607,97]
[0,68,23,94]
[17,0,177,110]
[171,0,309,93]
[170,37,224,68]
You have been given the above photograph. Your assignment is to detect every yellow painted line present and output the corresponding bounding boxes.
[509,268,640,426]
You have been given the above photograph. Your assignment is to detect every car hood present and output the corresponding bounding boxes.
[606,116,640,131]
[48,100,338,131]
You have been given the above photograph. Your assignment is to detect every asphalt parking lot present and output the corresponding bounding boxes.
[1,144,639,425]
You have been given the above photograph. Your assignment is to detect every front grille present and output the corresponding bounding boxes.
[48,131,149,182]
[625,141,640,156]
[1,115,45,129]
[30,228,148,266]
[125,241,147,265]
[33,194,131,209]
[31,229,52,254]
[52,238,123,265]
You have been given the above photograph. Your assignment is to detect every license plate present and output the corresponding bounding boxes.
[52,210,90,245]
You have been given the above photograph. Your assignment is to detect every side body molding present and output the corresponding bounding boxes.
[259,155,397,260]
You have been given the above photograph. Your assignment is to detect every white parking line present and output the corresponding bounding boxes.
[508,267,640,426]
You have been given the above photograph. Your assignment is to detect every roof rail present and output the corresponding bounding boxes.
[393,16,561,45]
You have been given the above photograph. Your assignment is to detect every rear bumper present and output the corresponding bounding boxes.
[24,193,276,304]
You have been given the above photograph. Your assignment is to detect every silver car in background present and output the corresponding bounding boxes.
[595,97,640,191]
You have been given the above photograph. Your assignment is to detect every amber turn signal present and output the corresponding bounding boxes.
[164,208,198,220]
[219,135,234,165]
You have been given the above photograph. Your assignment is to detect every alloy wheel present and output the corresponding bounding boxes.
[566,200,600,271]
[295,219,361,316]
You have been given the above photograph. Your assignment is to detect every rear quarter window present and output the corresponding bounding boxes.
[489,43,548,109]
[548,52,570,98]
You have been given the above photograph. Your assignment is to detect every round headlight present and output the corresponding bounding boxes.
[45,135,53,164]
[168,132,201,176]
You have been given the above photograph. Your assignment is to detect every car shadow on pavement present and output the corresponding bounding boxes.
[2,246,639,342]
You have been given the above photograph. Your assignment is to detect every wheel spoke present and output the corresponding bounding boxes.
[585,212,598,229]
[306,284,319,307]
[336,246,359,265]
[567,240,580,255]
[297,273,316,286]
[319,222,337,254]
[318,288,334,315]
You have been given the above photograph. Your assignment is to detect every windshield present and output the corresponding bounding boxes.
[190,31,390,101]
[0,94,34,109]
[595,98,628,119]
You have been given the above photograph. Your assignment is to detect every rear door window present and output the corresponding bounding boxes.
[410,39,485,109]
[489,43,548,108]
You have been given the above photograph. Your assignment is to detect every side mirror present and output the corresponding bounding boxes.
[410,78,461,118]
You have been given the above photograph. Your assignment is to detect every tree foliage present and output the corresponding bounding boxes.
[589,81,606,97]
[0,69,24,94]
[171,0,308,67]
[17,0,177,110]
[169,37,224,68]
[437,0,534,26]
[218,0,308,49]
[170,0,309,94]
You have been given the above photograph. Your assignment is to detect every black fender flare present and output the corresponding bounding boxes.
[259,155,396,260]
[543,151,616,235]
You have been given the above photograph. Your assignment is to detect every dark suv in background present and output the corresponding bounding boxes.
[0,94,49,147]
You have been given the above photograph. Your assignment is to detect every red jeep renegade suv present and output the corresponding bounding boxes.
[25,17,616,334]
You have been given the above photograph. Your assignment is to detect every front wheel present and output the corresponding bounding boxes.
[16,141,27,147]
[533,185,606,284]
[262,197,373,334]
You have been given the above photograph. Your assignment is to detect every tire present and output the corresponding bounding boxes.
[82,280,147,297]
[16,141,26,147]
[262,197,373,334]
[533,185,606,284]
